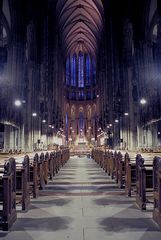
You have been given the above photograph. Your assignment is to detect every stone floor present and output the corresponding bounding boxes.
[1,156,161,240]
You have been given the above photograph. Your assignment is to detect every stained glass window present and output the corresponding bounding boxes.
[66,53,96,101]
[78,91,84,100]
[78,52,84,87]
[86,91,91,100]
[66,113,68,141]
[86,55,91,86]
[71,91,76,100]
[66,56,70,85]
[71,54,76,86]
[92,59,96,85]
[79,112,84,130]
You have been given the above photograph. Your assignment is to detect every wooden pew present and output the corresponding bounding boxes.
[0,149,68,216]
[116,151,142,195]
[0,158,17,231]
[60,149,64,167]
[135,154,153,210]
[16,156,30,211]
[66,148,70,162]
[55,151,60,173]
[39,153,46,190]
[103,150,108,173]
[105,150,111,175]
[153,156,161,227]
[92,148,95,160]
[125,153,137,197]
[29,151,51,197]
[29,154,39,198]
[104,150,116,180]
[102,151,107,171]
[44,152,49,184]
[100,150,105,169]
[53,151,57,176]
[117,152,126,188]
[109,151,115,179]
[113,151,118,182]
[53,151,58,176]
[29,152,45,193]
[29,151,58,196]
[92,147,104,167]
[92,148,98,162]
[48,152,54,180]
[61,148,70,166]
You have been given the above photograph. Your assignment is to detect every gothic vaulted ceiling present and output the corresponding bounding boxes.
[56,0,104,57]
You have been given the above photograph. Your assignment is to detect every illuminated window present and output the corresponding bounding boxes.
[92,59,96,85]
[66,56,70,85]
[86,55,91,86]
[78,52,84,87]
[78,91,84,100]
[79,112,84,130]
[66,53,96,101]
[66,113,68,140]
[86,91,91,100]
[71,54,76,86]
[71,91,76,100]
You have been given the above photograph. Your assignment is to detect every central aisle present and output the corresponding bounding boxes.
[1,156,161,240]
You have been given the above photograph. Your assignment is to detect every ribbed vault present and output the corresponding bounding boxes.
[57,0,104,57]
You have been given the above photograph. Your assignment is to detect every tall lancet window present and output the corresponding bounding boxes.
[92,59,96,85]
[71,54,76,86]
[78,112,84,130]
[66,56,70,85]
[78,52,84,87]
[86,54,91,86]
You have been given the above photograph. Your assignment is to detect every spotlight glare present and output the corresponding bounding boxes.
[140,98,147,105]
[14,100,22,107]
[32,112,37,117]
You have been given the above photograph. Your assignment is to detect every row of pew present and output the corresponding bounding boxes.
[140,148,161,153]
[0,148,70,231]
[92,147,161,228]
